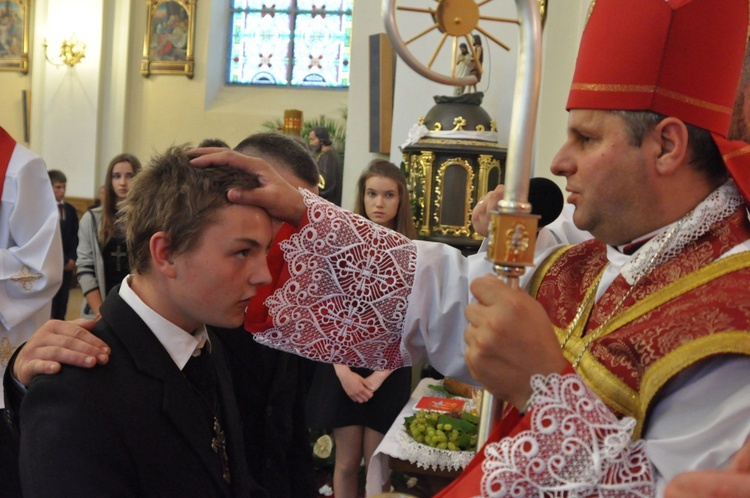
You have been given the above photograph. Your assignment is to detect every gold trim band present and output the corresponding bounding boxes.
[570,83,732,115]
[724,145,750,162]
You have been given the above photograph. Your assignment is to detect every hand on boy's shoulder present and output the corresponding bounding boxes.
[14,318,109,387]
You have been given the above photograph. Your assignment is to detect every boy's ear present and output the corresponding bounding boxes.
[150,232,176,278]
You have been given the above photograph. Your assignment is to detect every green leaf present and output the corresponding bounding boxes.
[460,412,480,425]
[427,384,455,398]
[437,415,477,434]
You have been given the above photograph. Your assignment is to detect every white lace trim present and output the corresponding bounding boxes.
[479,373,654,497]
[395,426,475,472]
[400,123,500,148]
[623,181,744,284]
[392,380,478,472]
[255,190,417,370]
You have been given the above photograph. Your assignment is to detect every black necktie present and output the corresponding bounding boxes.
[58,204,64,222]
[182,348,216,404]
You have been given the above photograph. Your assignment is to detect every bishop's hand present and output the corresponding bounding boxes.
[189,148,307,227]
[464,275,568,410]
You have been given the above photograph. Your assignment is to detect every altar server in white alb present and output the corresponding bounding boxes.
[0,126,62,495]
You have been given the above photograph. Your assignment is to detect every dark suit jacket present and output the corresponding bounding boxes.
[19,290,265,497]
[217,326,317,498]
[59,201,79,264]
[317,148,343,206]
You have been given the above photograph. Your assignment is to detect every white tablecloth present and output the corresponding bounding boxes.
[365,377,475,496]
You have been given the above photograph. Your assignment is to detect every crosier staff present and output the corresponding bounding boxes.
[480,0,543,446]
[382,0,545,447]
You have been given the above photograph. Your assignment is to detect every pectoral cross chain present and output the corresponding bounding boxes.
[211,417,231,483]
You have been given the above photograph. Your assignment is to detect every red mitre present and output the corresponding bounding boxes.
[567,0,750,202]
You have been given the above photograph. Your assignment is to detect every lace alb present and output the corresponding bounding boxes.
[255,190,417,370]
[478,373,654,497]
[623,180,743,284]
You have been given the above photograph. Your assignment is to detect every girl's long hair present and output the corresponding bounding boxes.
[354,159,417,240]
[100,153,142,247]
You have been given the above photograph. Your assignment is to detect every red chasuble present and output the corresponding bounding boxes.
[532,207,750,437]
[435,207,750,496]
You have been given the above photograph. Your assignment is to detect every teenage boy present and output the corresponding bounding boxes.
[19,146,272,497]
[48,169,79,320]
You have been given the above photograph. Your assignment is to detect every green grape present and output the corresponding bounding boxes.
[407,409,479,452]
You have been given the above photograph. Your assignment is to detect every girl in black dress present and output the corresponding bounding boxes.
[306,160,417,497]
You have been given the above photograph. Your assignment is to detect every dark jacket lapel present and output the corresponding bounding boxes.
[99,290,240,495]
[208,329,258,496]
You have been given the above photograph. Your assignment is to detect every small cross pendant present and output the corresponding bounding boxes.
[211,417,231,483]
[111,244,127,272]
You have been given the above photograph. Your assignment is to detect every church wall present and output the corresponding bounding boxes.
[534,1,589,184]
[122,0,350,173]
[0,0,350,199]
[339,0,390,210]
[0,0,590,209]
[0,74,29,143]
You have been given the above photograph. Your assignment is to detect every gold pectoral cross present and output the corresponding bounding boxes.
[211,417,231,484]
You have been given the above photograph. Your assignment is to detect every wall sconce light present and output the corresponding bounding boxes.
[43,36,86,67]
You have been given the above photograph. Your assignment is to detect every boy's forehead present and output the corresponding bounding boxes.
[216,202,273,228]
[191,203,273,249]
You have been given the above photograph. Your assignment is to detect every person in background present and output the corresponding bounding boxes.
[48,169,79,320]
[77,153,141,318]
[0,126,62,497]
[309,126,343,206]
[198,138,229,148]
[305,160,416,497]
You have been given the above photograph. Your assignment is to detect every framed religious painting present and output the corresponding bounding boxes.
[0,0,30,74]
[141,0,195,78]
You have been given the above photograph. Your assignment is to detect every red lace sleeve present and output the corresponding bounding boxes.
[253,190,418,370]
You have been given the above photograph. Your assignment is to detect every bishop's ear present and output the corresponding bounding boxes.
[654,117,690,175]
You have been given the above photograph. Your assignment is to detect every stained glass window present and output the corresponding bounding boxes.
[228,1,353,88]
